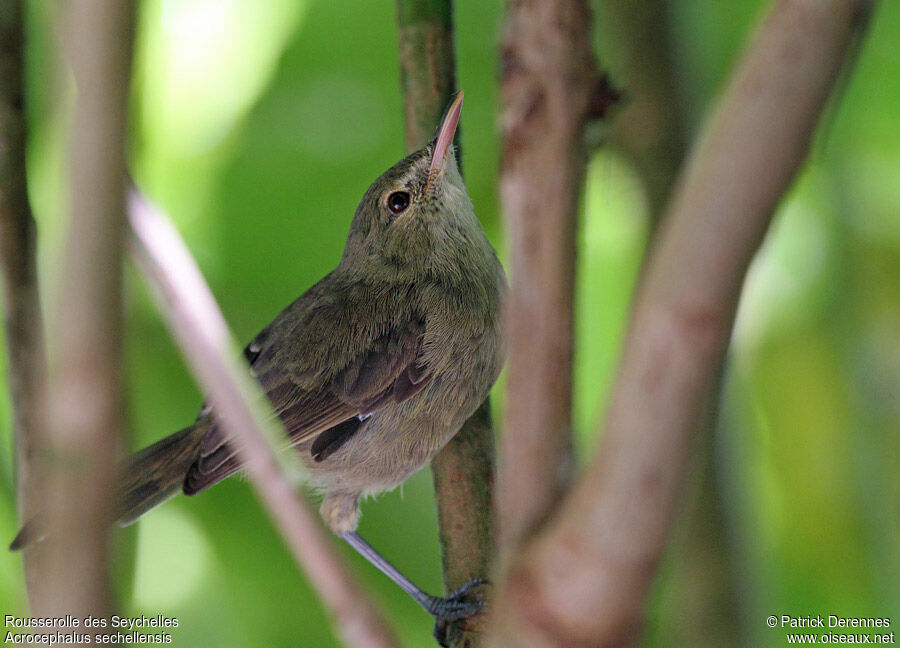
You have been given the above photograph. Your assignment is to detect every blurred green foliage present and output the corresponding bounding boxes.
[0,0,897,646]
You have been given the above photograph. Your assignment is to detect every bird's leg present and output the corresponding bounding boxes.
[341,531,486,621]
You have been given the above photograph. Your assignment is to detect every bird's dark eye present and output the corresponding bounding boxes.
[387,191,411,214]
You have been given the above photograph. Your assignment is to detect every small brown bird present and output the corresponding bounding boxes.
[13,93,505,635]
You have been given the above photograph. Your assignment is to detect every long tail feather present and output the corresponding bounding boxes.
[9,423,205,550]
[118,423,206,525]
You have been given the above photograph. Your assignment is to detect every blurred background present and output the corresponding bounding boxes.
[0,0,897,646]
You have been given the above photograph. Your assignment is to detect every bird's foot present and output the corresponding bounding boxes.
[426,578,489,647]
[423,577,487,620]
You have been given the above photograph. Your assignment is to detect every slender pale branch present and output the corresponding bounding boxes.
[128,193,399,648]
[395,2,496,645]
[497,0,602,554]
[0,0,47,605]
[488,0,875,645]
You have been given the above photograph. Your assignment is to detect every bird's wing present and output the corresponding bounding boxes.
[183,279,430,494]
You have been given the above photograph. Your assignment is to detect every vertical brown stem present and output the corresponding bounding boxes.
[488,1,874,644]
[497,0,601,553]
[431,400,495,587]
[396,2,496,645]
[31,0,135,621]
[601,2,741,643]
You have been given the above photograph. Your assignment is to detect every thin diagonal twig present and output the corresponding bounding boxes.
[128,192,399,648]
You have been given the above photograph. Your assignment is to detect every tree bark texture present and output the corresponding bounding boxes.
[600,2,741,643]
[31,0,135,622]
[497,0,603,555]
[488,0,874,645]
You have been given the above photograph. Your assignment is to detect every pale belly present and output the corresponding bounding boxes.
[300,316,503,497]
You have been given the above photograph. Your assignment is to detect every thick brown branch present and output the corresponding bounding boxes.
[497,0,601,553]
[488,0,874,645]
[601,2,741,641]
[0,0,47,605]
[396,0,457,153]
[32,0,135,619]
[395,3,496,645]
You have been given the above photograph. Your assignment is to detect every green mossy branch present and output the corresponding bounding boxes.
[395,2,495,646]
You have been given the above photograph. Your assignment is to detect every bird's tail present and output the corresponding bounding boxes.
[9,423,206,550]
[118,423,206,525]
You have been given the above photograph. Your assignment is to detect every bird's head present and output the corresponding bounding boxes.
[340,92,489,280]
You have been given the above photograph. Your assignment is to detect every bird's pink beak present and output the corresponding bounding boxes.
[425,91,463,192]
